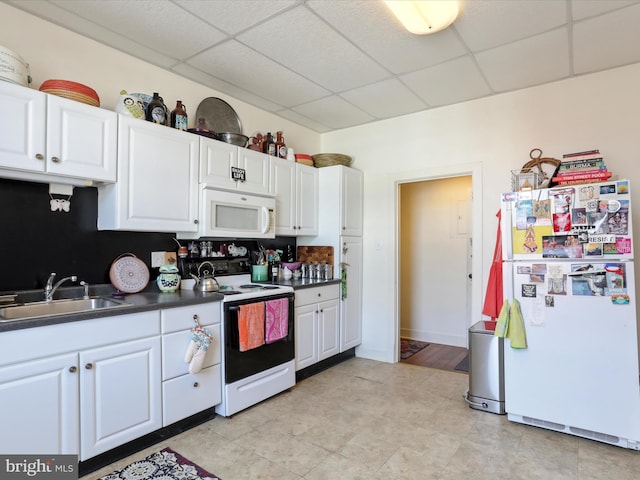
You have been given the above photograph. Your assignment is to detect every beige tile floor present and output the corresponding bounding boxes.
[84,358,640,479]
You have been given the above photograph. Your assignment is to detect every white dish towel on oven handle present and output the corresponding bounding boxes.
[184,326,213,374]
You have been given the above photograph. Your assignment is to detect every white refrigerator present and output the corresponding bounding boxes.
[500,179,640,449]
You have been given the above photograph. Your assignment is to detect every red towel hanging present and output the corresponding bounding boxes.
[482,209,503,320]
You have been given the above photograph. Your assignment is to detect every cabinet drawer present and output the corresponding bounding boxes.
[162,324,221,380]
[295,284,339,306]
[161,303,220,333]
[162,364,221,426]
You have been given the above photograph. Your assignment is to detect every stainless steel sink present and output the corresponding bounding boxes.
[0,297,131,322]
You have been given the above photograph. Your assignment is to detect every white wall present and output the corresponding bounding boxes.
[0,3,321,155]
[322,63,640,362]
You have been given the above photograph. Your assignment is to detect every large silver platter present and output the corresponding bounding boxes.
[195,97,242,135]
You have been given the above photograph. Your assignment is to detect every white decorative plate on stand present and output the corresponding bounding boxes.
[109,253,150,294]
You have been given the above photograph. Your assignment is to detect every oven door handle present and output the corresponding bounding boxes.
[228,306,240,312]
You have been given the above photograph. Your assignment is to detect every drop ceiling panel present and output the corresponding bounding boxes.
[187,40,330,107]
[340,79,427,119]
[401,57,492,107]
[237,5,390,92]
[292,96,374,130]
[307,0,467,75]
[454,0,567,52]
[276,109,332,133]
[571,0,639,20]
[573,3,640,74]
[50,0,226,59]
[476,28,570,92]
[174,0,298,35]
[170,62,283,112]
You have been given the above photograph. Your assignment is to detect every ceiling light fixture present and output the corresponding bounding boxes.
[384,0,460,35]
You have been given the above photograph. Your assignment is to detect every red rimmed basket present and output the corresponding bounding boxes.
[39,79,100,106]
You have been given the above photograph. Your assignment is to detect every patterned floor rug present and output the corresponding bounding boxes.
[98,448,221,480]
[400,338,430,360]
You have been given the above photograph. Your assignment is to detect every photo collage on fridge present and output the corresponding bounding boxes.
[506,179,631,305]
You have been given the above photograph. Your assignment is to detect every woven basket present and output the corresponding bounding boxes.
[312,153,352,168]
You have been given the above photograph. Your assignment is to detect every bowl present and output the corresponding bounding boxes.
[217,132,248,147]
[281,262,301,271]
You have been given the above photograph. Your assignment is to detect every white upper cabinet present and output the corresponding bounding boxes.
[200,137,270,195]
[317,165,363,237]
[270,157,318,236]
[0,81,117,185]
[341,166,363,236]
[97,115,199,233]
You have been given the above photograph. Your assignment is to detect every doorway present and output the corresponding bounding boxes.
[398,175,473,361]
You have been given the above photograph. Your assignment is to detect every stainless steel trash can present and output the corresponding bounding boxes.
[464,320,505,414]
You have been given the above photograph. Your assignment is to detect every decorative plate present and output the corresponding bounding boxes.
[109,253,149,293]
[195,97,242,135]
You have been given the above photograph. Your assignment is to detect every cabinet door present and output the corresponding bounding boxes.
[238,148,270,195]
[295,304,318,371]
[342,167,363,236]
[79,336,161,460]
[104,116,199,232]
[270,157,296,235]
[199,136,238,189]
[318,299,340,361]
[296,163,319,235]
[46,95,117,182]
[0,81,46,171]
[341,236,363,351]
[0,353,78,455]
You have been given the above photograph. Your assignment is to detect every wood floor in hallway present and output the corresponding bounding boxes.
[401,342,468,372]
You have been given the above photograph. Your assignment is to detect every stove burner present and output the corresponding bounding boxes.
[262,285,280,290]
[219,291,241,295]
[239,284,262,289]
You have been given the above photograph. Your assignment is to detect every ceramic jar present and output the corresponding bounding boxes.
[157,264,180,292]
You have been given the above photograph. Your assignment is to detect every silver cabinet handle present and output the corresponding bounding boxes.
[193,382,199,388]
[85,363,93,370]
[51,156,60,163]
[35,153,44,160]
[69,366,77,373]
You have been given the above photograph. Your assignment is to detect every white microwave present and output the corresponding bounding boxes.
[186,188,276,239]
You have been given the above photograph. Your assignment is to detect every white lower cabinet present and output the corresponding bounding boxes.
[0,310,162,460]
[0,353,79,455]
[295,284,340,371]
[0,303,224,461]
[160,303,222,426]
[79,336,161,460]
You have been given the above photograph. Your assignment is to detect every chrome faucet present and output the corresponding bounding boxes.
[44,272,78,302]
[79,281,90,299]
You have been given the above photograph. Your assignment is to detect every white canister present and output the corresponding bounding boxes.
[0,46,31,87]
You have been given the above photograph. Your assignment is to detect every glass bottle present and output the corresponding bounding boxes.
[263,132,275,156]
[146,92,168,125]
[275,131,287,158]
[170,100,188,130]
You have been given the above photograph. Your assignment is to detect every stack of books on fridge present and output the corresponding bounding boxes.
[551,149,612,186]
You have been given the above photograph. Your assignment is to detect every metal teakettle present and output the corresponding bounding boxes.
[191,261,219,292]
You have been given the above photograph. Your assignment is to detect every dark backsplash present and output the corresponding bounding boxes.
[0,178,295,292]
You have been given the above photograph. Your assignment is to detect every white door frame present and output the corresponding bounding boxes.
[393,162,483,362]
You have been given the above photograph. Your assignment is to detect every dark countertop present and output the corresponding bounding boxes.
[0,285,224,333]
[0,277,342,333]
